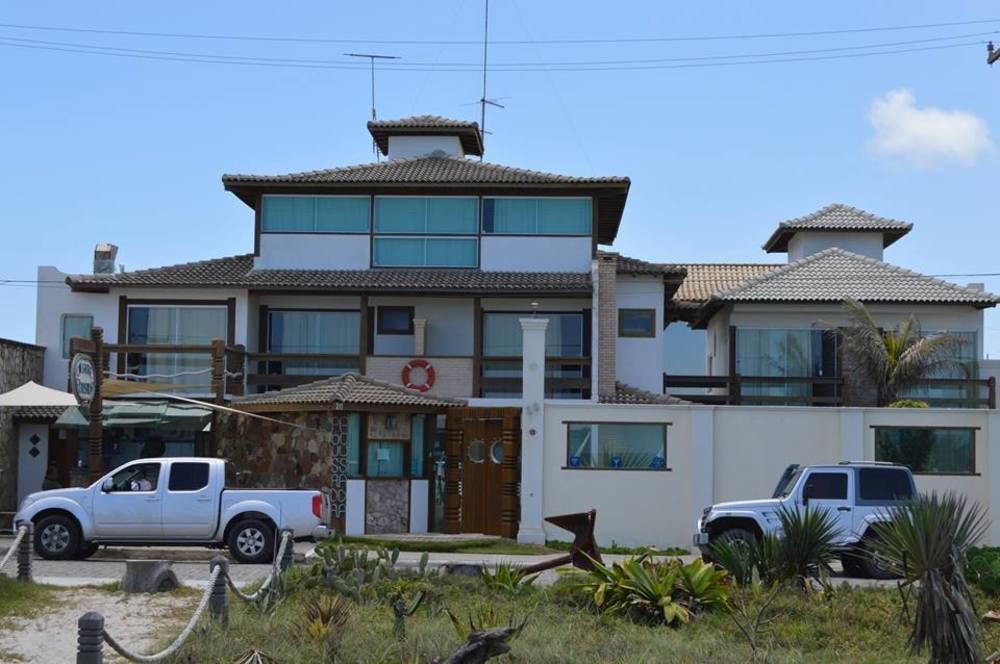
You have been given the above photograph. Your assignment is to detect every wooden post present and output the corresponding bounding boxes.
[989,376,996,410]
[229,344,246,397]
[359,296,369,375]
[88,327,104,483]
[211,338,225,405]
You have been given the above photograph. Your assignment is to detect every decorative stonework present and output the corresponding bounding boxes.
[329,415,348,525]
[0,340,45,512]
[365,480,409,534]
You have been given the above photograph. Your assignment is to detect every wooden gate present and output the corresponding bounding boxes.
[443,407,520,538]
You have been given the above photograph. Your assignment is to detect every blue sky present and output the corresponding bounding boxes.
[1,2,998,353]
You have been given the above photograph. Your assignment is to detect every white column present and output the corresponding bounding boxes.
[413,319,427,357]
[689,407,714,552]
[989,411,1000,546]
[518,317,548,545]
[838,410,865,463]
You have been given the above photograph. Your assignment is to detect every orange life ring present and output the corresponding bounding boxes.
[402,359,436,392]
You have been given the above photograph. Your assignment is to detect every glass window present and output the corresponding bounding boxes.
[347,414,361,477]
[735,328,839,403]
[367,441,405,477]
[372,237,478,267]
[107,462,161,492]
[267,310,361,377]
[483,312,584,358]
[802,472,847,500]
[482,198,591,235]
[168,462,210,491]
[62,314,93,359]
[618,309,656,338]
[410,415,425,477]
[126,306,227,388]
[566,423,667,470]
[374,197,478,234]
[898,332,978,405]
[262,195,370,233]
[875,427,975,474]
[377,307,414,335]
[859,468,914,501]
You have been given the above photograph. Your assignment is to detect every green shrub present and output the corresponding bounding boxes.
[481,562,539,595]
[888,399,930,408]
[966,547,1000,596]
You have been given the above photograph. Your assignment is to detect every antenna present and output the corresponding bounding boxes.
[477,0,507,160]
[345,52,400,158]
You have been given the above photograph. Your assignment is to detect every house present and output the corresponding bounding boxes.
[24,117,1000,548]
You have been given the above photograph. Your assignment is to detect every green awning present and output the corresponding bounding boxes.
[55,401,213,431]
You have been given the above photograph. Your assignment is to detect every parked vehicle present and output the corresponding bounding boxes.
[14,457,331,563]
[693,461,916,578]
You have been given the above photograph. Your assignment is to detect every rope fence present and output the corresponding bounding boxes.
[77,529,294,664]
[0,523,33,583]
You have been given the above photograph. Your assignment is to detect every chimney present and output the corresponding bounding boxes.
[968,282,985,292]
[93,243,118,274]
[596,252,618,398]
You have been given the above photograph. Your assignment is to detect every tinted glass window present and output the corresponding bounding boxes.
[874,427,975,474]
[859,468,914,501]
[109,463,161,492]
[168,462,210,492]
[618,309,656,338]
[802,472,847,500]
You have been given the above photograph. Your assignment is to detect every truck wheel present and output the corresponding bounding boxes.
[715,527,757,548]
[34,514,80,560]
[857,536,898,580]
[75,542,100,560]
[228,519,275,564]
[840,552,864,578]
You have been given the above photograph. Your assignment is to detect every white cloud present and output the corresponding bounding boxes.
[866,89,993,167]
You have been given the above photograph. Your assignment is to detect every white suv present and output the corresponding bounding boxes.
[694,461,916,578]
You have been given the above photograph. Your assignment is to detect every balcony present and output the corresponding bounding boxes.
[662,374,997,409]
[479,356,591,399]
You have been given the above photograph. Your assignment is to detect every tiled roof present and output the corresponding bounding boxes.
[763,203,913,252]
[610,253,687,278]
[65,254,593,295]
[599,382,690,405]
[367,115,484,156]
[673,263,780,303]
[222,154,629,187]
[714,248,998,307]
[233,373,465,410]
[11,405,68,421]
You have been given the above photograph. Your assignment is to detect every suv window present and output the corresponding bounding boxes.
[802,472,847,501]
[168,462,210,492]
[859,468,913,501]
[108,463,161,492]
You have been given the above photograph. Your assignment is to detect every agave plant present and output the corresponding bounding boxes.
[869,492,988,664]
[774,505,839,584]
[481,561,540,594]
[674,559,730,613]
[711,532,784,588]
[840,298,967,406]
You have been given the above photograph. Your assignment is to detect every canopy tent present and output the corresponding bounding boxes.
[0,381,78,407]
[55,401,213,431]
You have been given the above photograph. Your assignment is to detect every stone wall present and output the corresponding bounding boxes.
[213,410,333,490]
[365,479,409,534]
[0,339,46,512]
[841,346,880,407]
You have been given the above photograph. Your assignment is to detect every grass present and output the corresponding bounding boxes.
[0,576,61,622]
[546,540,691,556]
[165,571,1000,663]
[339,536,557,555]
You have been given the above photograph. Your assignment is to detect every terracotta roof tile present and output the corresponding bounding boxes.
[367,115,483,156]
[607,253,687,278]
[66,254,593,295]
[715,248,998,307]
[11,405,68,421]
[763,203,913,252]
[673,263,780,303]
[233,373,465,410]
[599,382,690,405]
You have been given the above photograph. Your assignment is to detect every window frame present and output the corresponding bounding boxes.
[562,420,671,471]
[371,235,480,269]
[373,195,480,236]
[260,194,372,235]
[358,414,431,480]
[377,306,415,335]
[266,308,362,354]
[61,313,94,359]
[872,425,979,476]
[167,461,211,492]
[800,470,849,501]
[480,196,593,236]
[617,308,656,338]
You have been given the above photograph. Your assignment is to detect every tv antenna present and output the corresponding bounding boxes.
[478,0,505,160]
[345,52,400,158]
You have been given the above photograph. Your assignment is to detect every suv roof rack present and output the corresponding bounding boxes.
[837,460,901,466]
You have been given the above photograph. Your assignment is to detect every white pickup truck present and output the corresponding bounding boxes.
[694,461,916,577]
[14,457,331,564]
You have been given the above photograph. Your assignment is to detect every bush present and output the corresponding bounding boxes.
[888,399,929,408]
[481,562,539,594]
[966,547,1000,596]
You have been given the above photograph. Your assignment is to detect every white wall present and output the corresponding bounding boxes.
[255,234,370,270]
[615,276,664,393]
[787,232,885,262]
[387,135,464,160]
[480,236,593,273]
[369,297,474,357]
[17,423,49,504]
[664,323,707,375]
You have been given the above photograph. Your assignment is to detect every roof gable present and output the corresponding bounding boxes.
[763,203,913,253]
[714,247,997,308]
[233,373,465,411]
[367,115,484,157]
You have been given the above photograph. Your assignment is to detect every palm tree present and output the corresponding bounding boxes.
[840,299,967,406]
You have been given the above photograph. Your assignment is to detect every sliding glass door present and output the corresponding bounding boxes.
[735,328,839,404]
[126,306,228,389]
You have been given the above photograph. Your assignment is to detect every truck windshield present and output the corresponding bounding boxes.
[772,465,802,498]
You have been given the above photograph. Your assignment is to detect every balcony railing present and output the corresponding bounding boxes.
[663,373,997,409]
[480,356,591,398]
[103,341,243,400]
[245,352,362,390]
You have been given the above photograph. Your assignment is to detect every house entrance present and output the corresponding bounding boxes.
[443,408,520,538]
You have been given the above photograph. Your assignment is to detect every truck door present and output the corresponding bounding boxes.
[799,469,853,545]
[853,467,914,537]
[93,461,164,538]
[162,461,216,538]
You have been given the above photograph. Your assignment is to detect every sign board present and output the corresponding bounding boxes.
[70,353,96,405]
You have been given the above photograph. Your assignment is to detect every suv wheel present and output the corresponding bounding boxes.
[714,527,757,548]
[857,536,898,580]
[34,514,81,560]
[228,519,275,564]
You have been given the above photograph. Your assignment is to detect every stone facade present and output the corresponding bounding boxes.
[213,410,334,490]
[365,479,409,534]
[840,346,880,407]
[597,253,618,398]
[0,339,46,512]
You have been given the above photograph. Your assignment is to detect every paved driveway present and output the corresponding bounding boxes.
[0,557,273,589]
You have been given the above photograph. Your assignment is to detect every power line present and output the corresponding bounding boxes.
[0,36,984,72]
[0,18,997,45]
